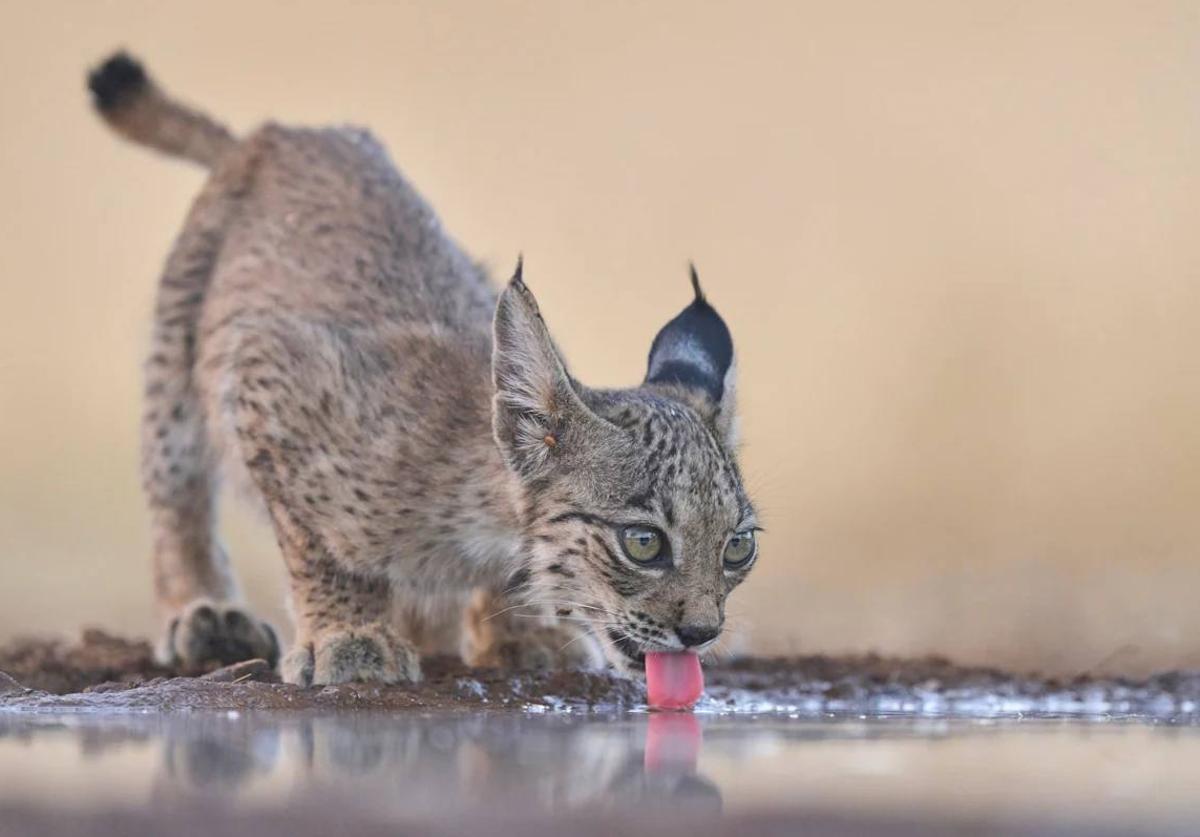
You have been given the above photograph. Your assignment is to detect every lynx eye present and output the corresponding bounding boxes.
[620,526,665,564]
[723,531,757,568]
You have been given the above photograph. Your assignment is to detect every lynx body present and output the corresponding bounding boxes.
[87,52,759,685]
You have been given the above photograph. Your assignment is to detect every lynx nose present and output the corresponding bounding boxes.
[676,624,720,648]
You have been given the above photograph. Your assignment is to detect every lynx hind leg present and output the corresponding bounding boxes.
[142,183,276,669]
[164,599,280,671]
[461,589,601,671]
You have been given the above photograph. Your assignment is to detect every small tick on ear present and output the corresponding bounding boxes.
[543,434,557,448]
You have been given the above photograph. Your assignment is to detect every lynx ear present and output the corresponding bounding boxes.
[492,260,603,477]
[644,265,739,445]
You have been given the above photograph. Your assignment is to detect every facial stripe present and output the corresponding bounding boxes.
[545,510,620,529]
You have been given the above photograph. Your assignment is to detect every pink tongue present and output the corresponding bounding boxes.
[645,652,704,710]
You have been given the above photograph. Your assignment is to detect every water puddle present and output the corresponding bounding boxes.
[2,709,1199,834]
[4,633,1200,833]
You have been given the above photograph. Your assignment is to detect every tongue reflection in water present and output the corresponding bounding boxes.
[640,712,719,811]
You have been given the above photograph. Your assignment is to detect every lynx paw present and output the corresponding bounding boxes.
[281,625,421,686]
[161,598,280,670]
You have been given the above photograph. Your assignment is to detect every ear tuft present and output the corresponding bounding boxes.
[512,253,525,287]
[644,266,734,403]
[688,262,705,303]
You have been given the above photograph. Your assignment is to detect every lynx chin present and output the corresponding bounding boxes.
[86,51,760,686]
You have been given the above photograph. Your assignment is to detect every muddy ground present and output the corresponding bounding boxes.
[3,629,1200,715]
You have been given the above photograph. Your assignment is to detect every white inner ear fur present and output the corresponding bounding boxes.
[715,357,739,449]
[492,282,589,475]
[494,324,562,420]
[647,330,719,380]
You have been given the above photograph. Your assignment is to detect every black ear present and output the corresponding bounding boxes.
[645,265,734,403]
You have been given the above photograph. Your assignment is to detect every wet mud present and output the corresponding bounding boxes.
[3,629,1200,716]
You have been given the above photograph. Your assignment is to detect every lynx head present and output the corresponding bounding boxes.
[491,262,759,674]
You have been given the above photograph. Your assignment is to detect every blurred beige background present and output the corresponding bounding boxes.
[1,1,1198,676]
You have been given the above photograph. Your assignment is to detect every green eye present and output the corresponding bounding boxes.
[723,531,757,568]
[621,526,664,563]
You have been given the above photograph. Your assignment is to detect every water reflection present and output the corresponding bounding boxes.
[0,711,724,815]
[0,710,968,815]
[271,711,720,815]
[5,711,1200,832]
[159,713,280,793]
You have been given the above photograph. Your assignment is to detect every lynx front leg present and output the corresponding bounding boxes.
[280,557,421,687]
[222,320,419,686]
[271,515,420,686]
[461,589,601,671]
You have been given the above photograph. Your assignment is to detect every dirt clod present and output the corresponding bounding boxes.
[0,629,171,694]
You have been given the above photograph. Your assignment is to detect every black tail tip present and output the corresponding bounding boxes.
[87,51,147,112]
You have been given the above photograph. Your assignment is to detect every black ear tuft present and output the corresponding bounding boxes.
[512,253,525,286]
[688,262,705,303]
[644,266,733,402]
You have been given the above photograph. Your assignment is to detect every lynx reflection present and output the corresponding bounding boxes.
[152,712,720,814]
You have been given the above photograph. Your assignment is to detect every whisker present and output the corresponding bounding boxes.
[535,600,611,614]
[480,601,543,623]
[511,614,624,632]
[481,595,614,622]
[561,623,614,657]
